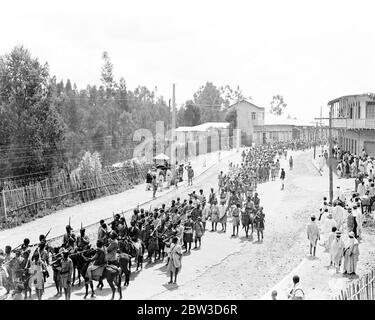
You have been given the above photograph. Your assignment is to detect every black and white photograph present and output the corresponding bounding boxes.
[1,0,375,309]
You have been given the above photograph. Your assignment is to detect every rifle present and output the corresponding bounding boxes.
[45,228,52,240]
[11,243,23,253]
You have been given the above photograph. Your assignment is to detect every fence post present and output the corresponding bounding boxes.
[356,283,360,300]
[2,189,7,220]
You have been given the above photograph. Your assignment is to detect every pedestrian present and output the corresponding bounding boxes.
[183,216,194,253]
[210,200,219,232]
[343,231,360,275]
[347,208,355,235]
[152,175,158,199]
[60,249,73,300]
[187,166,194,186]
[330,230,345,273]
[280,168,286,190]
[29,253,46,300]
[51,247,62,297]
[254,207,265,242]
[332,203,344,231]
[289,156,293,170]
[146,170,152,191]
[193,217,204,249]
[202,203,211,231]
[218,202,227,232]
[326,226,337,255]
[271,290,277,300]
[231,204,241,237]
[287,275,305,300]
[321,213,336,250]
[166,237,182,285]
[307,214,320,257]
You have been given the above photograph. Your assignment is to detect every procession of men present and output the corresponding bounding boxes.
[0,140,311,300]
[5,138,364,300]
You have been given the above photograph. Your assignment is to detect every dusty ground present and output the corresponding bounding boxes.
[2,148,375,300]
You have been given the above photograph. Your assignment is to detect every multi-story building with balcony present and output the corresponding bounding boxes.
[329,94,375,156]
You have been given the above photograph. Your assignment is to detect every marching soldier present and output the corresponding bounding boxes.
[60,249,73,300]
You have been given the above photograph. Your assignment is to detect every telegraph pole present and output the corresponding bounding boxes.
[171,84,176,166]
[315,105,345,203]
[310,121,319,159]
[328,108,333,203]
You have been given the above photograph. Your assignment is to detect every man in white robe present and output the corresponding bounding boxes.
[334,186,346,204]
[330,230,345,273]
[357,182,366,197]
[321,213,336,250]
[332,203,344,231]
[343,231,360,275]
[307,215,320,257]
[353,205,362,239]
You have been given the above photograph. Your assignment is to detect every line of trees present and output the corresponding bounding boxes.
[0,45,286,180]
[0,46,170,179]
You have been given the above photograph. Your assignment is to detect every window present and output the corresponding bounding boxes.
[358,104,361,119]
[366,102,375,119]
[251,112,256,120]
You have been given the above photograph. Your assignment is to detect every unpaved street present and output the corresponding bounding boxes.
[15,148,326,300]
[3,149,374,300]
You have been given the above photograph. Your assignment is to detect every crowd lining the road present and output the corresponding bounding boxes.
[299,145,375,300]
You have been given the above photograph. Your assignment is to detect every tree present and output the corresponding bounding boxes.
[101,51,115,95]
[270,95,287,116]
[182,101,201,126]
[220,85,251,108]
[193,82,225,123]
[0,46,65,177]
[225,108,237,129]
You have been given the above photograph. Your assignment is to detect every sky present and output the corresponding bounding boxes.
[1,0,375,122]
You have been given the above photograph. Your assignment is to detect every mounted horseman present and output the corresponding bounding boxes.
[82,239,122,300]
[62,225,76,253]
[71,225,91,286]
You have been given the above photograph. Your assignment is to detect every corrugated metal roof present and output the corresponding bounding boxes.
[175,122,230,132]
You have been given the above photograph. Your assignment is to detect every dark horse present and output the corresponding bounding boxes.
[74,248,122,300]
[241,208,254,238]
[119,237,144,271]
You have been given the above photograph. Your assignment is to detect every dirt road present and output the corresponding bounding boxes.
[4,148,374,300]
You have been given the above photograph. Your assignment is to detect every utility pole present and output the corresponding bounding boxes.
[314,123,317,159]
[310,121,319,159]
[328,108,333,203]
[171,84,176,166]
[320,105,323,140]
[315,106,343,203]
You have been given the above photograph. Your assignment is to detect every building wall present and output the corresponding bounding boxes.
[231,101,265,143]
[331,94,375,129]
[336,129,375,156]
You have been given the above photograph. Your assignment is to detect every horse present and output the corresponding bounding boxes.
[77,249,123,300]
[241,208,254,238]
[117,252,131,287]
[120,238,144,271]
